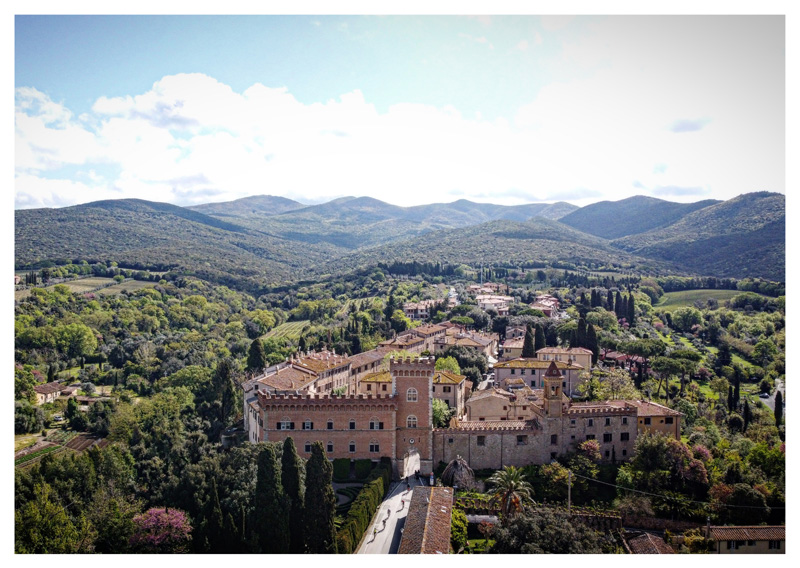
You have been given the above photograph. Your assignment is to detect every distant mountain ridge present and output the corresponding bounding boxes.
[14,192,784,284]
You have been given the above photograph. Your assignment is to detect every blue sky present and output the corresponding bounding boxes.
[14,14,786,209]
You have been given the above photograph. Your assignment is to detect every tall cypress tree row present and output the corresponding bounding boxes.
[586,324,598,365]
[775,391,783,427]
[606,290,614,312]
[615,291,623,318]
[522,325,535,358]
[281,438,305,553]
[743,400,752,432]
[255,444,290,553]
[627,294,635,325]
[303,442,337,553]
[534,324,546,353]
[247,339,268,373]
[576,318,587,349]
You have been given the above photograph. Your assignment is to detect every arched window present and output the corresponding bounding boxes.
[279,417,293,430]
[303,419,313,430]
[407,415,418,428]
[349,419,356,430]
[369,417,383,430]
[369,440,380,453]
[327,419,334,430]
[407,388,418,402]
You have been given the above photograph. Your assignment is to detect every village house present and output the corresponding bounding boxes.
[493,358,584,396]
[465,387,538,422]
[378,333,425,354]
[608,399,682,439]
[531,293,560,317]
[407,323,447,352]
[467,282,502,295]
[33,381,66,405]
[403,299,439,321]
[537,346,593,371]
[707,526,785,554]
[433,327,498,358]
[475,294,513,316]
[499,336,524,360]
[345,349,386,393]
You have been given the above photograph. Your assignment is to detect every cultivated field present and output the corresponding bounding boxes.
[263,320,311,340]
[654,289,749,311]
[96,279,157,295]
[15,276,120,300]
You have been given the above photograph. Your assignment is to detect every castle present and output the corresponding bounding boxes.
[244,356,680,478]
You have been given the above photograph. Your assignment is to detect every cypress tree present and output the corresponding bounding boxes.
[586,324,598,366]
[606,289,614,312]
[205,477,227,553]
[627,294,635,325]
[534,324,546,353]
[590,289,599,308]
[303,442,337,553]
[576,318,587,349]
[743,400,752,432]
[247,339,268,373]
[522,325,535,358]
[255,444,290,553]
[569,329,578,349]
[774,390,783,427]
[213,358,238,426]
[615,291,623,318]
[282,438,305,553]
[579,291,587,306]
[728,385,734,412]
[734,379,741,409]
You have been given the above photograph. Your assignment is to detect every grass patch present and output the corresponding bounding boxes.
[654,289,750,311]
[96,279,157,295]
[14,434,38,452]
[263,320,311,340]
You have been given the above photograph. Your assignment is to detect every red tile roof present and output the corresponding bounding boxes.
[33,381,65,395]
[398,487,454,554]
[708,526,785,541]
[494,358,580,370]
[452,419,530,431]
[626,532,674,554]
[433,370,465,385]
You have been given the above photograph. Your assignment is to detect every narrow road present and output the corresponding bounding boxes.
[358,453,422,554]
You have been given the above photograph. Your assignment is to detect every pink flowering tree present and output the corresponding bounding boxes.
[129,507,192,553]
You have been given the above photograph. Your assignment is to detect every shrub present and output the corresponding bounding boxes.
[334,459,393,553]
[332,458,350,481]
[354,459,373,480]
[451,509,468,552]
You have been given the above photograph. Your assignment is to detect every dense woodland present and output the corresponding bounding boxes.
[13,250,785,552]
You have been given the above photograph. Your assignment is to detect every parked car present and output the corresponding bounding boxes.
[759,392,770,399]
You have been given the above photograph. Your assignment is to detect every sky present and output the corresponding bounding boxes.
[13,12,787,209]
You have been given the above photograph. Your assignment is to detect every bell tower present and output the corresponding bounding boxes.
[543,361,563,418]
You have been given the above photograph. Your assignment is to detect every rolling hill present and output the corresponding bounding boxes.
[189,195,305,218]
[559,195,721,239]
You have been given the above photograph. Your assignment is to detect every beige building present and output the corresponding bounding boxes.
[465,387,537,422]
[358,368,469,419]
[33,381,65,405]
[494,358,584,396]
[537,347,593,371]
[708,526,785,554]
[409,323,447,352]
[403,300,439,321]
[500,337,524,360]
[611,399,682,438]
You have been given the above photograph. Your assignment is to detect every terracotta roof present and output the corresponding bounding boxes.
[544,361,563,377]
[708,526,785,541]
[467,388,513,402]
[398,486,454,555]
[294,353,350,373]
[256,366,317,391]
[537,347,593,355]
[34,382,65,395]
[346,349,385,368]
[626,532,674,554]
[413,324,446,336]
[452,419,529,431]
[360,370,392,383]
[613,400,683,417]
[433,370,465,385]
[505,377,526,385]
[502,338,524,348]
[380,335,424,348]
[494,358,580,370]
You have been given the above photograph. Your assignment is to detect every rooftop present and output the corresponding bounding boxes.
[625,532,674,554]
[360,370,392,383]
[398,486,454,555]
[708,526,785,541]
[607,399,683,417]
[494,358,581,370]
[433,370,466,385]
[537,347,593,355]
[256,365,318,391]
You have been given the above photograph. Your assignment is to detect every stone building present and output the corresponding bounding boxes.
[494,358,584,395]
[537,346,593,371]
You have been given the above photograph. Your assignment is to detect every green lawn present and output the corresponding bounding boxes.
[654,289,748,311]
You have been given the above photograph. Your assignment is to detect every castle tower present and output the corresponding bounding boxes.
[391,356,435,478]
[543,361,564,418]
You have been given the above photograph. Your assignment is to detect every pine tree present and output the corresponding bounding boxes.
[627,294,635,325]
[586,324,598,365]
[255,444,290,553]
[247,339,268,373]
[522,325,535,358]
[534,324,546,353]
[303,442,337,553]
[281,438,305,553]
[774,390,783,427]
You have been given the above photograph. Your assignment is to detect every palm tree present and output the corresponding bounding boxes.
[486,465,534,522]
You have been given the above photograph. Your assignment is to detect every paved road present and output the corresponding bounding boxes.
[761,378,785,413]
[358,453,422,554]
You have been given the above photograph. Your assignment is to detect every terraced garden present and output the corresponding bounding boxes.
[263,320,311,340]
[654,289,754,311]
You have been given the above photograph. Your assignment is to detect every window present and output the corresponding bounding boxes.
[586,434,595,441]
[562,381,567,388]
[644,417,651,425]
[477,436,486,447]
[622,417,628,425]
[588,419,594,427]
[304,442,312,453]
[407,415,418,428]
[503,406,507,411]
[603,433,612,443]
[432,386,435,393]
[522,406,527,411]
[366,384,372,391]
[605,417,611,426]
[349,442,356,453]
[443,386,451,393]
[278,418,294,430]
[520,369,526,375]
[622,449,627,456]
[531,380,536,387]
[303,420,313,430]
[570,419,576,427]
[369,441,380,453]
[327,420,334,430]
[511,369,516,374]
[349,419,356,430]
[769,541,781,550]
[620,432,630,441]
[369,418,383,430]
[407,388,418,402]
[550,434,558,445]
[448,438,454,444]
[605,450,610,458]
[517,435,528,446]
[382,384,387,391]
[665,417,674,424]
[550,452,557,460]
[747,541,755,547]
[327,442,333,453]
